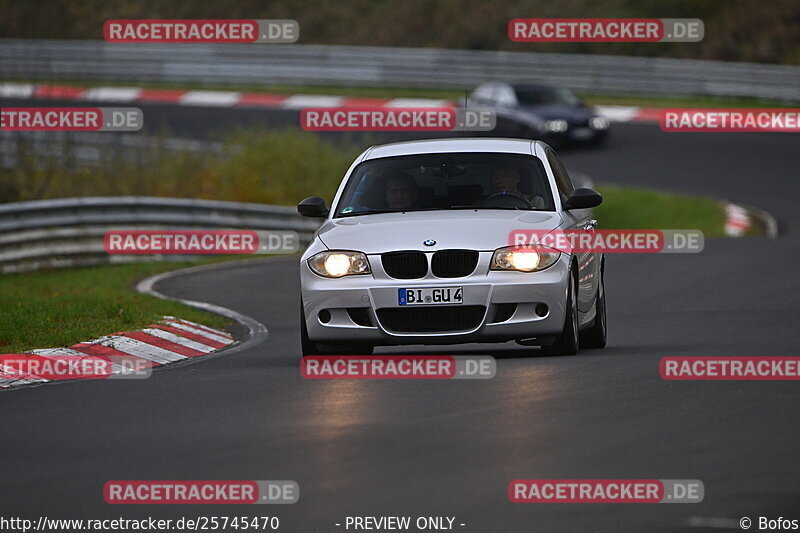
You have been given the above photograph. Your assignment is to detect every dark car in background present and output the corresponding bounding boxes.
[468,82,610,147]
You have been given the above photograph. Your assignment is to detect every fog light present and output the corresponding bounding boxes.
[535,304,549,317]
[318,309,331,323]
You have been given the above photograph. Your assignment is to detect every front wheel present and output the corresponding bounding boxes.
[541,270,579,356]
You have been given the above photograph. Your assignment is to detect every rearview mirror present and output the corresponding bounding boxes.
[564,188,603,210]
[297,196,329,218]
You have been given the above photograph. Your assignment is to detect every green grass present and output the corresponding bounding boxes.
[595,183,729,237]
[0,129,358,204]
[0,261,235,354]
[580,93,798,109]
[5,77,797,108]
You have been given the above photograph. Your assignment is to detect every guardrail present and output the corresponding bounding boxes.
[0,197,320,273]
[1,39,799,101]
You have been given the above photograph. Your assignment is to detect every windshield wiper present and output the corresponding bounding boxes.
[338,208,395,217]
[338,206,524,217]
[448,205,522,211]
[338,207,448,217]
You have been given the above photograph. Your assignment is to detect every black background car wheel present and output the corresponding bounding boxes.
[580,264,607,349]
[541,269,579,356]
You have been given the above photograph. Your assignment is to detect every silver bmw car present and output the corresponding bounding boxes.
[297,138,606,356]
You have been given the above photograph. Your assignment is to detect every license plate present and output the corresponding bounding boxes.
[398,287,463,306]
[573,127,594,139]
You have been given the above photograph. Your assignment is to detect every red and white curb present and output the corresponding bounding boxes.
[0,316,234,389]
[722,202,779,238]
[724,203,752,237]
[0,82,659,123]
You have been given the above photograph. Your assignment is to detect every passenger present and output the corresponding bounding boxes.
[384,171,419,210]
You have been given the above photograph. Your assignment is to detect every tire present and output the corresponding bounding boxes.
[580,263,607,349]
[300,302,374,357]
[541,268,579,356]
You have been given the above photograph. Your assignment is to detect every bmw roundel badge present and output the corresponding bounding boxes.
[423,239,436,246]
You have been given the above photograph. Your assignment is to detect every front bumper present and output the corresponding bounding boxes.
[300,252,570,346]
[543,125,608,144]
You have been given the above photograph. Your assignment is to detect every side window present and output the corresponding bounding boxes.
[546,149,575,203]
[494,85,516,107]
[471,84,494,104]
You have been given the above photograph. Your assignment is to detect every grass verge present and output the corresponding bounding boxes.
[0,261,236,354]
[595,183,730,237]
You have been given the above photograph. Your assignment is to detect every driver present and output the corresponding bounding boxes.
[492,164,522,194]
[487,164,546,209]
[385,171,419,210]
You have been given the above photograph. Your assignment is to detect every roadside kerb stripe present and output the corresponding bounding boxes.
[149,324,228,349]
[92,335,187,364]
[163,321,234,345]
[0,316,235,390]
[0,82,659,122]
[140,328,216,353]
[170,317,235,340]
[70,341,155,365]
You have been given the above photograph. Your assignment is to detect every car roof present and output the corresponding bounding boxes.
[363,137,541,160]
[511,83,558,92]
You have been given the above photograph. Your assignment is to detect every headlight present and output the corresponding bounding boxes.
[490,246,561,272]
[589,117,610,130]
[308,250,371,278]
[544,119,568,133]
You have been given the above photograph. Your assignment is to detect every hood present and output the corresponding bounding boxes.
[317,210,563,254]
[519,103,595,123]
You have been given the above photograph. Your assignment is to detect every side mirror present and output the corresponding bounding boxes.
[297,196,329,218]
[564,188,603,210]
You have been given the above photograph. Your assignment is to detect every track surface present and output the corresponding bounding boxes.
[2,108,800,532]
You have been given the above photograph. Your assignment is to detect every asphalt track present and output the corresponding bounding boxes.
[2,103,800,532]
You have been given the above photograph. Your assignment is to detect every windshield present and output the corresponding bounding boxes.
[333,152,555,217]
[516,87,582,107]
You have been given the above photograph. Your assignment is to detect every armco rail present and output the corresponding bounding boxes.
[1,39,798,101]
[0,197,320,273]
